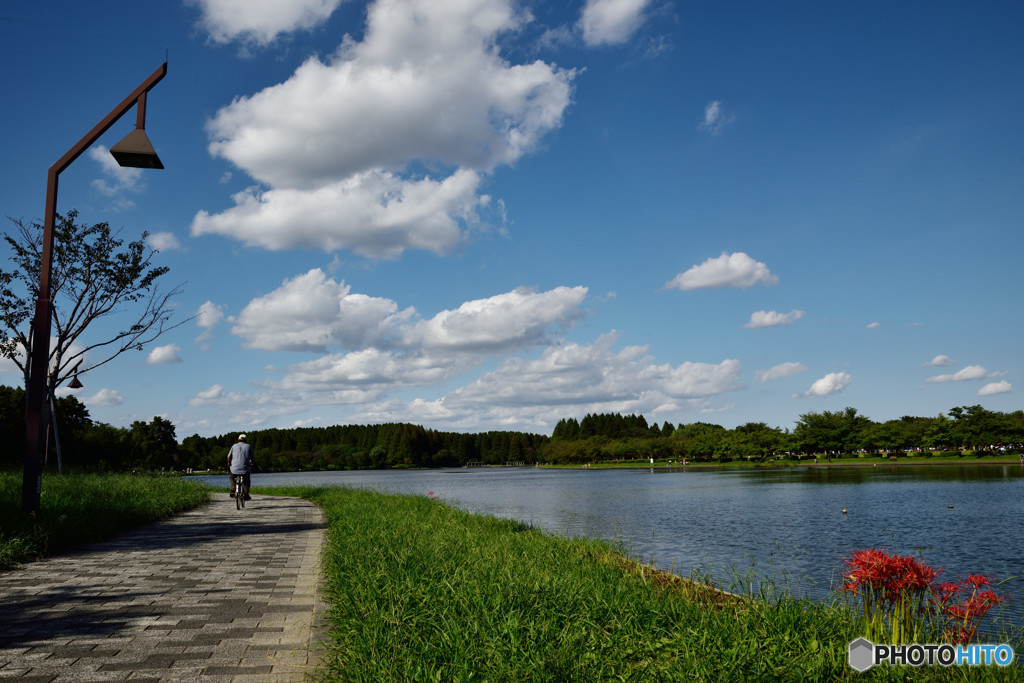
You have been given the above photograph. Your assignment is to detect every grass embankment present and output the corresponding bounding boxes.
[257,485,1021,682]
[0,470,211,570]
[3,474,1019,680]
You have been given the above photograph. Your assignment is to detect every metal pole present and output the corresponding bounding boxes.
[49,393,64,475]
[21,62,167,516]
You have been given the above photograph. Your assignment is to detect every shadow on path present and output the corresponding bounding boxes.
[0,494,326,681]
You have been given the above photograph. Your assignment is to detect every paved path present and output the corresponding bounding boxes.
[0,493,328,682]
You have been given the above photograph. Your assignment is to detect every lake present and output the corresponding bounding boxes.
[193,463,1024,631]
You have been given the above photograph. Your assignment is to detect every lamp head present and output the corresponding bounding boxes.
[68,375,84,390]
[109,128,163,169]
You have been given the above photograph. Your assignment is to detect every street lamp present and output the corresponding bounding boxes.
[22,62,168,516]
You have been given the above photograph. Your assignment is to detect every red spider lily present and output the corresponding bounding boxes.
[966,574,991,589]
[946,603,972,621]
[842,548,890,586]
[929,582,961,615]
[841,548,938,643]
[841,548,936,603]
[891,556,937,595]
[840,548,1008,645]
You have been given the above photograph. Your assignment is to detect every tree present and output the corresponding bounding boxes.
[860,420,903,453]
[0,210,189,397]
[674,422,727,460]
[128,416,178,469]
[732,422,784,457]
[551,417,580,440]
[948,405,1002,449]
[923,414,953,451]
[793,407,870,454]
[0,385,26,466]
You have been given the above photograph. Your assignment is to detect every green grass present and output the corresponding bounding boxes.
[0,470,211,570]
[3,474,1020,680]
[258,485,1022,682]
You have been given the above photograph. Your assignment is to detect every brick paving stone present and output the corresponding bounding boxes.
[0,494,327,682]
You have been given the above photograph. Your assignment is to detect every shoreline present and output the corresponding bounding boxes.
[541,458,1023,471]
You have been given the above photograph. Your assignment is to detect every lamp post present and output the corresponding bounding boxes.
[22,62,167,516]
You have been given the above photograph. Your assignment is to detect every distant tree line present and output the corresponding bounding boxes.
[544,406,1024,464]
[0,385,545,472]
[1,382,1020,472]
[0,385,178,471]
[179,424,545,472]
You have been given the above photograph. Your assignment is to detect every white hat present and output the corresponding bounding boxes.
[238,434,246,441]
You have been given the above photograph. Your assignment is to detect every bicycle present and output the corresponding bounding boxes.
[234,474,246,510]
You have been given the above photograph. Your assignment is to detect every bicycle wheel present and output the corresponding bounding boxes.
[236,478,243,510]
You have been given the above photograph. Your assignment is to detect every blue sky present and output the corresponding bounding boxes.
[1,0,1021,439]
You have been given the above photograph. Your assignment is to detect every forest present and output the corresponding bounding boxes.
[543,406,1024,464]
[0,384,1021,472]
[0,385,544,472]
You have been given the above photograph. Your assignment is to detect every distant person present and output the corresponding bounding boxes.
[227,434,255,500]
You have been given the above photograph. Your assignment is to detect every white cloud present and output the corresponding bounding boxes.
[665,252,779,291]
[278,348,465,395]
[196,301,226,329]
[867,322,880,329]
[232,269,588,357]
[447,332,742,408]
[978,381,1011,396]
[358,335,746,431]
[923,354,955,367]
[796,372,851,398]
[926,365,988,383]
[0,355,19,377]
[225,278,591,416]
[744,309,805,329]
[538,25,575,50]
[408,286,588,351]
[231,269,408,352]
[661,359,745,398]
[147,232,181,251]
[186,383,296,428]
[187,328,744,433]
[579,0,650,46]
[193,0,575,258]
[698,100,735,136]
[147,344,183,365]
[195,301,226,348]
[86,388,123,407]
[189,0,345,46]
[192,170,483,258]
[192,384,226,402]
[88,145,143,203]
[755,362,808,382]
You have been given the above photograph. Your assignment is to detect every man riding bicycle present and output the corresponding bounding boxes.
[227,434,255,500]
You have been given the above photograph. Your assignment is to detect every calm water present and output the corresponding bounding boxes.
[193,464,1024,629]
